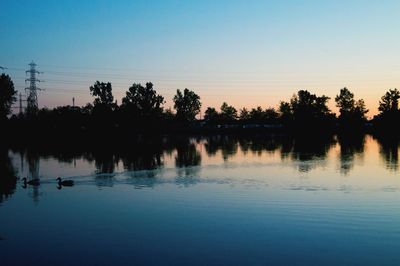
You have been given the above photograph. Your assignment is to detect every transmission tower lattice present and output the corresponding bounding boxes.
[25,61,43,113]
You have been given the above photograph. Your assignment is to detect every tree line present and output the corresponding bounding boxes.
[1,73,400,136]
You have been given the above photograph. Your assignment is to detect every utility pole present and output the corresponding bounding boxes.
[72,97,75,107]
[25,61,43,114]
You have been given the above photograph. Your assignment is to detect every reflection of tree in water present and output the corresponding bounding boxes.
[122,153,162,172]
[238,136,280,156]
[280,135,336,172]
[204,134,337,173]
[204,135,238,161]
[83,151,116,174]
[0,148,17,203]
[120,137,165,172]
[204,136,219,157]
[119,138,165,180]
[26,151,41,203]
[82,150,117,188]
[175,139,201,177]
[337,134,365,175]
[375,136,399,171]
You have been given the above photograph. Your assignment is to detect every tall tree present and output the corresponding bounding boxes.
[378,88,400,114]
[122,82,164,117]
[354,99,368,115]
[173,88,201,122]
[335,87,368,129]
[375,88,400,133]
[0,74,17,121]
[280,90,334,131]
[290,90,331,119]
[335,88,355,115]
[90,81,114,108]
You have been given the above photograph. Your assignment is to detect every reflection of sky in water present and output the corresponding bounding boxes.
[1,135,400,265]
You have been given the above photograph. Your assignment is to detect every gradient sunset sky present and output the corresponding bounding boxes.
[2,0,400,117]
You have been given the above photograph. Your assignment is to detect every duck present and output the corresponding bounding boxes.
[22,177,40,186]
[57,177,74,187]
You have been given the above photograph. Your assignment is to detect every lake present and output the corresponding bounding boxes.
[1,134,400,265]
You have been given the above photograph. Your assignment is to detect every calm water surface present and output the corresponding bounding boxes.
[1,135,400,265]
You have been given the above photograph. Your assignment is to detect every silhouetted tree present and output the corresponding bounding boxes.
[279,101,292,124]
[280,90,335,132]
[204,107,219,123]
[335,87,355,113]
[121,82,164,119]
[264,108,279,122]
[89,81,116,131]
[173,88,201,123]
[290,90,331,117]
[0,74,17,122]
[90,81,114,108]
[374,89,400,134]
[239,107,250,121]
[335,87,368,130]
[249,106,264,122]
[241,106,279,124]
[257,107,278,123]
[220,102,237,122]
[379,89,400,114]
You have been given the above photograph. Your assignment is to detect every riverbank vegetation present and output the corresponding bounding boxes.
[1,73,400,140]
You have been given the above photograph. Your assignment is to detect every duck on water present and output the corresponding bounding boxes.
[57,177,74,187]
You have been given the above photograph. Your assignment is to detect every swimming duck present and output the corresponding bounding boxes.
[57,177,74,187]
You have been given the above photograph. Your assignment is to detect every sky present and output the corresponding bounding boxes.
[1,0,400,117]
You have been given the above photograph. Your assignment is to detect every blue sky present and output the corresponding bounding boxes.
[1,0,400,115]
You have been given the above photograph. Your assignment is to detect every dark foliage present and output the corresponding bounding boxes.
[278,90,336,133]
[335,87,368,131]
[0,74,17,122]
[173,88,201,123]
[373,89,400,135]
